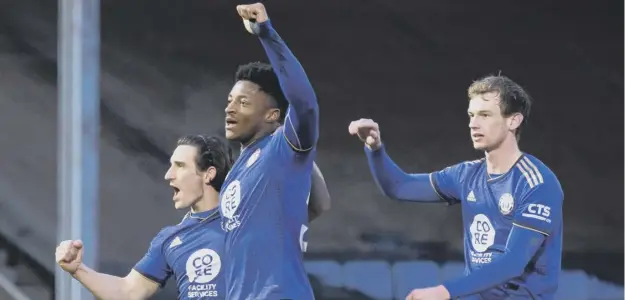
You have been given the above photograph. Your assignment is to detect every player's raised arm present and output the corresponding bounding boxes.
[308,161,331,222]
[55,240,160,300]
[237,3,319,152]
[348,119,441,202]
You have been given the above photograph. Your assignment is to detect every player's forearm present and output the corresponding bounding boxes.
[309,162,331,222]
[442,227,545,297]
[257,20,319,150]
[72,264,141,300]
[365,145,440,202]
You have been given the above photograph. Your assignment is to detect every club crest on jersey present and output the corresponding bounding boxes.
[185,248,221,298]
[498,193,515,215]
[221,180,242,231]
[246,148,261,168]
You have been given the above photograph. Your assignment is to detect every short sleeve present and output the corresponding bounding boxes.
[133,231,172,287]
[513,181,563,236]
[430,162,468,205]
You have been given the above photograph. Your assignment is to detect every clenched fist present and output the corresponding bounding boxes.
[348,118,383,150]
[236,3,269,34]
[55,240,84,274]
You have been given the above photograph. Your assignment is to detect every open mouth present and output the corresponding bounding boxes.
[171,186,180,198]
[472,133,484,139]
[225,117,238,129]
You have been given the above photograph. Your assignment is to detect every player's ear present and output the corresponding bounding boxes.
[265,108,280,123]
[508,113,523,131]
[204,166,216,184]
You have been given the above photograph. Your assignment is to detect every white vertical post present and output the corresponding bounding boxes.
[56,0,100,299]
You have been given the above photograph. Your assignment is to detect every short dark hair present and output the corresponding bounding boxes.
[177,134,234,191]
[468,75,532,140]
[235,62,288,123]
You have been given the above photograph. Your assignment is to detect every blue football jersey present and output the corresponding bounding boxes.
[431,154,563,299]
[220,127,315,300]
[134,208,225,299]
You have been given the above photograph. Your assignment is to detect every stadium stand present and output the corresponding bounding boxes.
[0,0,621,299]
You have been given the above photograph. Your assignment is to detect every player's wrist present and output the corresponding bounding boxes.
[364,142,383,152]
[436,285,451,299]
[441,281,460,298]
[71,263,89,279]
[255,19,273,37]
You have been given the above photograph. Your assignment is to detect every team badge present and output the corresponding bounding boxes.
[498,193,515,215]
[246,148,261,168]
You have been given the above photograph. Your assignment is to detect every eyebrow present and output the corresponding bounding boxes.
[467,110,493,114]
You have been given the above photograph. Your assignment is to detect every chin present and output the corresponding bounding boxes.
[226,129,249,142]
[472,142,488,151]
[174,201,189,210]
[224,129,236,140]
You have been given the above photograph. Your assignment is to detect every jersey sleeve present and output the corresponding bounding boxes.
[443,226,546,297]
[513,178,563,236]
[429,162,469,205]
[364,145,441,202]
[133,230,172,287]
[256,21,319,153]
[270,126,314,164]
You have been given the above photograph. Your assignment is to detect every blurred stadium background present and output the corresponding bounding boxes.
[0,0,622,299]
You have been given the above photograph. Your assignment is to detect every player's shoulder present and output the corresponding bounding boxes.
[513,153,562,194]
[461,158,486,167]
[450,157,485,175]
[152,214,193,244]
[271,125,315,159]
[143,225,179,253]
[264,126,288,151]
[154,224,179,241]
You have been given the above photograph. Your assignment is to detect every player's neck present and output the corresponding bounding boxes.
[241,124,279,149]
[190,188,219,213]
[484,136,522,174]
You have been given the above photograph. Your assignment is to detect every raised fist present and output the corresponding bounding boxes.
[348,118,383,150]
[55,240,84,274]
[236,3,269,34]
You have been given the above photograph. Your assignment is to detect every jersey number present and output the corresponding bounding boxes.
[299,224,308,252]
[299,192,311,252]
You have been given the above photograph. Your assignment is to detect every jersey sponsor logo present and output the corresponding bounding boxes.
[469,214,495,253]
[469,249,493,265]
[221,180,242,231]
[246,148,261,168]
[467,191,476,202]
[498,193,514,215]
[522,203,552,223]
[185,248,221,298]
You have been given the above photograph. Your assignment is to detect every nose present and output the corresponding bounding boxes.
[164,167,174,181]
[225,100,236,114]
[469,116,479,129]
